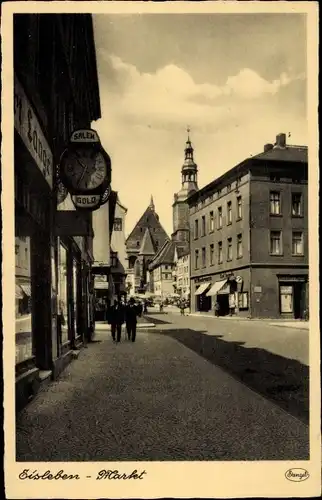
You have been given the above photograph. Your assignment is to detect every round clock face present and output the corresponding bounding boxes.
[61,147,108,191]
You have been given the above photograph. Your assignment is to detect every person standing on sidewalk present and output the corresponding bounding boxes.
[125,297,140,342]
[108,299,125,342]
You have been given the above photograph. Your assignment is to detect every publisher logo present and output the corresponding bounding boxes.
[285,468,309,482]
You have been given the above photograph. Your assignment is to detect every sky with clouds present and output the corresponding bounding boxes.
[92,13,307,237]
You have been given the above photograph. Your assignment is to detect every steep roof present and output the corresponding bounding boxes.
[253,145,308,163]
[126,202,169,252]
[149,239,180,270]
[139,228,155,256]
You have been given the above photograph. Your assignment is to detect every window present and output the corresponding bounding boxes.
[195,250,199,269]
[227,238,232,261]
[292,232,304,255]
[227,184,231,193]
[201,216,206,236]
[218,242,223,264]
[114,218,122,231]
[227,201,232,224]
[218,207,222,228]
[202,247,206,268]
[210,244,214,265]
[165,265,168,270]
[238,292,249,310]
[270,191,281,215]
[237,234,243,258]
[270,231,282,255]
[209,211,214,232]
[237,196,242,219]
[292,193,302,216]
[280,285,293,313]
[194,219,199,239]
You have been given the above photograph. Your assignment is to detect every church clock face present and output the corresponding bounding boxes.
[60,147,108,191]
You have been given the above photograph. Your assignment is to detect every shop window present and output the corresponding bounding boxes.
[238,292,249,310]
[114,218,122,231]
[202,247,206,268]
[237,196,242,219]
[201,216,206,236]
[15,236,33,364]
[227,201,232,225]
[292,193,302,216]
[227,238,233,261]
[292,232,304,255]
[270,191,281,215]
[218,242,223,264]
[280,285,293,313]
[73,259,79,338]
[58,243,69,344]
[209,211,214,232]
[210,244,214,266]
[194,219,199,239]
[218,207,223,228]
[270,231,282,255]
[195,249,199,269]
[237,234,243,258]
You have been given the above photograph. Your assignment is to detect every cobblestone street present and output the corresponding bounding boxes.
[16,313,309,462]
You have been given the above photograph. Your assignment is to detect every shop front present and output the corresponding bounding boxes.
[14,74,55,409]
[278,275,308,319]
[193,280,212,312]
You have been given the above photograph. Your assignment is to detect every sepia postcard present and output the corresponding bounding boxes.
[1,1,320,498]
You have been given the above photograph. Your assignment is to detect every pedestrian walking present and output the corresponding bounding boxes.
[180,299,185,316]
[143,299,148,314]
[214,300,220,317]
[125,298,140,342]
[108,299,125,342]
[159,301,163,313]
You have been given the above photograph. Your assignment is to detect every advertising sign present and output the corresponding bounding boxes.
[59,129,112,211]
[14,75,53,188]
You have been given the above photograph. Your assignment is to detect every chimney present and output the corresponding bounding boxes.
[275,133,286,148]
[264,143,274,153]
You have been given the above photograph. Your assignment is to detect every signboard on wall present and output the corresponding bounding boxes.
[14,75,53,188]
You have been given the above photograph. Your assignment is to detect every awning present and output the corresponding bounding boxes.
[15,284,24,299]
[94,282,109,290]
[20,283,31,296]
[206,279,228,296]
[194,282,211,295]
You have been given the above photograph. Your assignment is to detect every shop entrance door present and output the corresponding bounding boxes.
[198,293,211,312]
[217,294,229,316]
[293,282,305,319]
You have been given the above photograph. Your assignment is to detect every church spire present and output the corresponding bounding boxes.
[149,195,155,211]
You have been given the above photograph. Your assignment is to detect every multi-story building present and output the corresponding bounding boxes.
[14,14,101,409]
[188,133,308,319]
[148,241,176,298]
[110,196,128,301]
[173,248,190,300]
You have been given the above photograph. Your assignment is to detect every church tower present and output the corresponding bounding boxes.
[172,129,199,243]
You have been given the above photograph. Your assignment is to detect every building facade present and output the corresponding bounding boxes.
[188,133,308,319]
[125,197,169,294]
[173,248,190,300]
[110,196,128,301]
[14,14,101,409]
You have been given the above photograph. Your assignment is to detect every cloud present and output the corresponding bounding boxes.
[96,52,305,131]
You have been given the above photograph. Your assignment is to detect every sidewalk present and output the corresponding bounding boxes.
[161,307,309,329]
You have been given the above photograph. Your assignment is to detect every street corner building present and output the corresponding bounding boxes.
[14,14,103,410]
[188,133,308,320]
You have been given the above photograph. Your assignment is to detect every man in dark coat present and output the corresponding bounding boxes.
[125,298,140,342]
[108,299,125,342]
